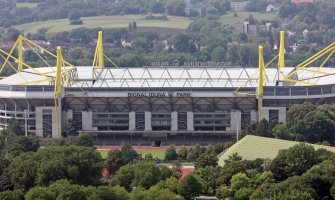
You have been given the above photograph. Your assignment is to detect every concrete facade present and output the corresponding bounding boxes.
[129,111,136,131]
[145,111,152,131]
[187,112,194,131]
[227,110,242,132]
[82,111,93,131]
[171,111,178,131]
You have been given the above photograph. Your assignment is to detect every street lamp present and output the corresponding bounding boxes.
[24,109,28,137]
[232,111,240,142]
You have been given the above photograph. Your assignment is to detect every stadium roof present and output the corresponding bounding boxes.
[0,66,335,87]
[218,135,335,166]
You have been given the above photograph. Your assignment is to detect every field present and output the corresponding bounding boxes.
[16,3,38,8]
[14,15,192,34]
[218,135,335,166]
[14,12,277,34]
[219,12,277,25]
[98,148,166,159]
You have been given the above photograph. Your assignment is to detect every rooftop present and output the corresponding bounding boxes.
[218,135,335,166]
[0,66,334,88]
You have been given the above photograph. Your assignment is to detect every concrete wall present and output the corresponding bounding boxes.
[227,110,241,132]
[187,112,194,131]
[35,106,61,138]
[129,111,136,131]
[35,107,43,137]
[250,110,258,123]
[82,111,93,131]
[62,109,73,130]
[261,107,287,123]
[171,111,178,131]
[145,111,152,131]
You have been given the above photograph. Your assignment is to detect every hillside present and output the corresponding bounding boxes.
[218,135,335,166]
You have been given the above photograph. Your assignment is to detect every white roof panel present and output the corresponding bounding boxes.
[0,66,335,88]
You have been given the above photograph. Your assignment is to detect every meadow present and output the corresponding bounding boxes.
[14,15,191,34]
[14,12,277,34]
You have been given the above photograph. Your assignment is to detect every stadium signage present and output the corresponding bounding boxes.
[128,92,191,98]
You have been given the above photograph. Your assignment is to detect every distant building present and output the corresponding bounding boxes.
[121,38,131,47]
[184,0,203,17]
[266,4,279,12]
[233,21,272,36]
[291,0,314,3]
[0,40,50,53]
[230,1,249,12]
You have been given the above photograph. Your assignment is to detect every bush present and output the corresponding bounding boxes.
[70,19,83,25]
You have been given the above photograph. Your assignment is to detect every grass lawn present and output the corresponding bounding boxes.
[219,12,277,25]
[16,3,38,8]
[15,15,191,34]
[98,149,166,160]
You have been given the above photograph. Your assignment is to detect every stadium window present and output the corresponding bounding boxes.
[269,110,279,123]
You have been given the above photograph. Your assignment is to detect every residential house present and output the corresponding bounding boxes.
[266,4,279,12]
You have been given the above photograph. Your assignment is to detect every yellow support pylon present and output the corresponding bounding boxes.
[18,35,23,72]
[98,31,104,67]
[278,31,285,69]
[258,46,265,122]
[55,46,63,139]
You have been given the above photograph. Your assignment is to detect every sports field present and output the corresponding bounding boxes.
[97,146,168,159]
[14,15,191,34]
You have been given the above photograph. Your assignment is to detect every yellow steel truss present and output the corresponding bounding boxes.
[55,46,63,138]
[92,31,118,68]
[258,46,265,122]
[0,35,76,86]
[284,41,335,85]
[234,31,285,96]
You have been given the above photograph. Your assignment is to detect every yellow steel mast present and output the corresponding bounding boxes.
[18,35,23,72]
[278,31,285,69]
[258,46,265,122]
[93,31,104,67]
[55,46,63,139]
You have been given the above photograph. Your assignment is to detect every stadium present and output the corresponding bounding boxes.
[0,31,334,145]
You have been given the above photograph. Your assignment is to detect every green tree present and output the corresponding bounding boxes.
[131,186,184,200]
[256,119,270,137]
[132,37,152,52]
[120,144,138,164]
[270,143,319,181]
[270,189,314,200]
[234,187,254,200]
[195,152,218,168]
[287,102,316,128]
[178,174,203,199]
[5,136,40,158]
[272,124,293,140]
[25,187,55,200]
[9,146,103,190]
[211,46,226,62]
[3,119,24,137]
[177,146,188,160]
[164,145,178,161]
[106,149,124,174]
[230,173,251,192]
[111,160,172,191]
[67,48,84,60]
[0,190,24,200]
[75,134,94,147]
